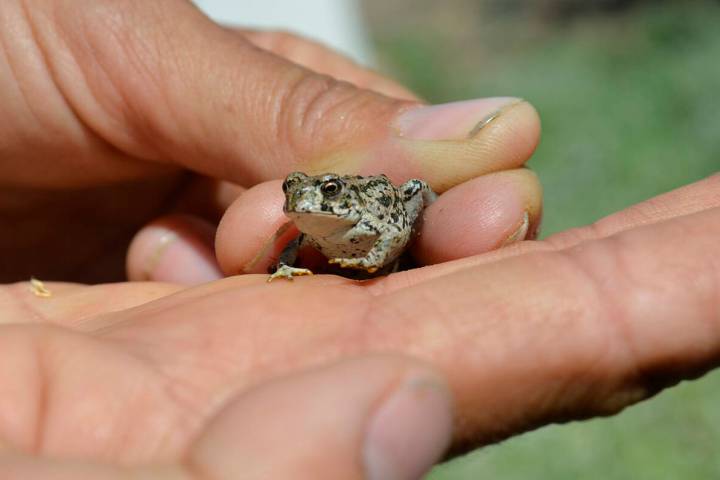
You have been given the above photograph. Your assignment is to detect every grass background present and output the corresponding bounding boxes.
[362,1,720,478]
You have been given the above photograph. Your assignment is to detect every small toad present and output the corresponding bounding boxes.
[268,172,436,281]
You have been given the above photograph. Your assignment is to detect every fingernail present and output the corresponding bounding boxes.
[364,375,453,480]
[394,97,523,141]
[502,211,530,246]
[141,227,178,279]
[133,220,222,284]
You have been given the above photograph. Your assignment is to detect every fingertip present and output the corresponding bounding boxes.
[216,180,290,275]
[127,214,222,285]
[414,169,543,265]
[191,355,452,480]
[416,100,541,192]
[355,99,542,192]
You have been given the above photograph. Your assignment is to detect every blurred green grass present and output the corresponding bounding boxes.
[370,1,720,235]
[365,1,720,478]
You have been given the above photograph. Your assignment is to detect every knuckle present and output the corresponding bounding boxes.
[275,72,353,156]
[273,70,402,161]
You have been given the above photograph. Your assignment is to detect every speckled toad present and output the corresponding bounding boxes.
[268,172,436,281]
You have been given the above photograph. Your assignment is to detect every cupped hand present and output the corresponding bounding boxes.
[2,174,719,477]
[1,0,540,283]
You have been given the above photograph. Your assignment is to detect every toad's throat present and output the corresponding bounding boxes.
[286,211,358,237]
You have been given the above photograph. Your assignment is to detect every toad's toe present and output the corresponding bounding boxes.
[267,265,314,282]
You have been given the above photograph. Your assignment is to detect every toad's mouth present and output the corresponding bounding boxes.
[285,208,358,220]
[285,208,333,216]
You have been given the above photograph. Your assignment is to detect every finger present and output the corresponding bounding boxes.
[237,29,419,100]
[374,207,720,450]
[127,214,222,285]
[378,172,720,288]
[215,180,287,275]
[15,0,539,189]
[413,168,542,265]
[545,172,720,249]
[191,356,452,480]
[214,169,542,275]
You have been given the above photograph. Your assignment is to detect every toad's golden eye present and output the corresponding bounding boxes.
[320,180,342,197]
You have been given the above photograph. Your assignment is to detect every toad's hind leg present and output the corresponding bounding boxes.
[328,233,400,273]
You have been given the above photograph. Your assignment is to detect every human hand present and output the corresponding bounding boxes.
[3,174,719,473]
[1,353,454,479]
[1,0,540,283]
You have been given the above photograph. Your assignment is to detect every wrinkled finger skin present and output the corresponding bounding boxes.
[1,175,719,462]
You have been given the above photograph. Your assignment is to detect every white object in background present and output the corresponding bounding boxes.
[192,0,375,66]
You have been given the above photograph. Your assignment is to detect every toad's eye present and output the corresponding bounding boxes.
[320,180,342,197]
[282,180,289,193]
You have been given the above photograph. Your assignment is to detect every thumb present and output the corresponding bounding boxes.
[37,0,539,189]
[190,356,454,480]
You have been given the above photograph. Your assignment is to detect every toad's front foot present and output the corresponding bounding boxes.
[328,257,379,273]
[267,264,314,282]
